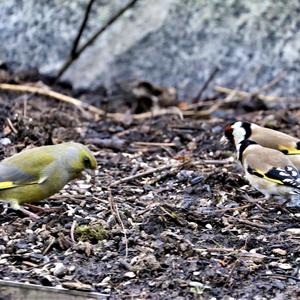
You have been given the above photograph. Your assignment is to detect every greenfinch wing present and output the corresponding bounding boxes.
[0,164,41,190]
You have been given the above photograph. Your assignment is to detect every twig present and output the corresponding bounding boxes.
[226,215,270,229]
[70,220,77,243]
[195,247,236,253]
[0,83,105,116]
[131,142,177,147]
[132,106,183,120]
[193,66,220,103]
[6,118,18,134]
[0,83,184,121]
[226,258,240,286]
[260,273,300,281]
[193,158,234,165]
[243,194,269,212]
[71,0,95,57]
[212,204,253,213]
[56,0,139,79]
[215,85,293,102]
[110,162,185,187]
[254,71,286,94]
[183,101,222,118]
[108,188,128,259]
[43,236,56,255]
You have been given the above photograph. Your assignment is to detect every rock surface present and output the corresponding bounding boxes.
[0,0,299,99]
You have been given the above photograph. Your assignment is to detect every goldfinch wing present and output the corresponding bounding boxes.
[248,165,300,189]
[278,144,300,155]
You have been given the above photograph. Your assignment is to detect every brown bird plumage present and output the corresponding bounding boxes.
[224,121,300,169]
[238,140,300,199]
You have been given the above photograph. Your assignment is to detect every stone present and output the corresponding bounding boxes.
[286,228,300,235]
[272,248,287,256]
[0,0,300,99]
[123,271,136,278]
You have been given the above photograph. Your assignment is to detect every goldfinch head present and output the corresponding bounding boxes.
[224,121,253,146]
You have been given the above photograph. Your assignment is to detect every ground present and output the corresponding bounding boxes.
[0,70,300,299]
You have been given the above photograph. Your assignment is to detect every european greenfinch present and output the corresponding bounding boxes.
[0,142,97,218]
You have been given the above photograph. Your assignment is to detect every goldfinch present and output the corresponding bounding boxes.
[237,139,300,199]
[0,142,97,218]
[224,121,300,169]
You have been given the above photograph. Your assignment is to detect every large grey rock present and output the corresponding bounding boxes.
[0,0,128,73]
[0,0,299,99]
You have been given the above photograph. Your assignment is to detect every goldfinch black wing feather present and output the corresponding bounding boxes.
[248,165,300,189]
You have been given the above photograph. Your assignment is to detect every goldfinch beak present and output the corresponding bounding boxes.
[220,136,228,144]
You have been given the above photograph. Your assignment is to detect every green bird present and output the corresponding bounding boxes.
[0,142,97,218]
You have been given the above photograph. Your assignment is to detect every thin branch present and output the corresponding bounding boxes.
[131,142,177,147]
[132,106,184,120]
[43,236,56,255]
[212,204,253,214]
[0,83,185,121]
[254,71,286,94]
[6,118,18,134]
[110,162,185,187]
[193,158,234,165]
[193,66,220,103]
[0,83,105,116]
[70,220,77,243]
[195,247,236,253]
[56,0,139,79]
[226,215,270,229]
[215,85,295,102]
[71,0,96,57]
[108,188,128,259]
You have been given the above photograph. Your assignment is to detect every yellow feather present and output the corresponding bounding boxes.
[0,182,17,189]
[0,180,39,190]
[255,169,284,185]
[278,145,300,155]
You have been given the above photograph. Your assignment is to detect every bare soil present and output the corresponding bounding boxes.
[0,70,300,299]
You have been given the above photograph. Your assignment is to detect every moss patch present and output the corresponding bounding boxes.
[75,223,108,243]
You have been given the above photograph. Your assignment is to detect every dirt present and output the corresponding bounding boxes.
[0,70,300,299]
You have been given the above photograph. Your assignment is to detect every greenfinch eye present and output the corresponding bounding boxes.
[83,156,92,169]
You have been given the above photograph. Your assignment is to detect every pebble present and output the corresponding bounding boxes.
[97,276,111,287]
[68,265,76,273]
[124,271,136,278]
[190,176,204,186]
[140,192,154,201]
[0,138,11,145]
[286,228,300,235]
[277,263,292,270]
[62,281,93,291]
[52,262,66,276]
[270,262,293,270]
[205,224,213,230]
[272,248,287,256]
[211,125,223,134]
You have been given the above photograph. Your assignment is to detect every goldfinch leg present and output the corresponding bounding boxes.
[9,201,39,219]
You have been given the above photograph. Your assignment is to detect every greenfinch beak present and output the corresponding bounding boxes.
[85,169,96,176]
